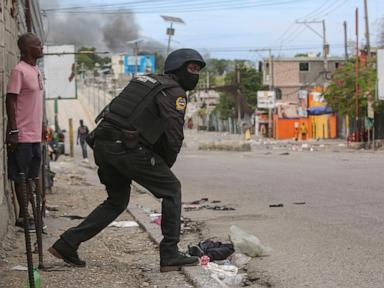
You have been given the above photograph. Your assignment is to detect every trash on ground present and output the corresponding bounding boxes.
[206,205,235,211]
[188,240,234,261]
[206,262,246,286]
[149,213,161,221]
[60,215,85,220]
[181,217,201,234]
[229,253,252,268]
[183,204,203,211]
[151,216,161,226]
[183,199,235,211]
[229,225,271,257]
[294,202,306,205]
[199,255,210,267]
[269,203,283,208]
[45,204,59,211]
[108,221,139,228]
[11,265,28,271]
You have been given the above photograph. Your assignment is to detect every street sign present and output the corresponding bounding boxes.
[257,91,276,109]
[378,49,384,100]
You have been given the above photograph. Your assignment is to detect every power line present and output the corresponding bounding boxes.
[44,0,310,14]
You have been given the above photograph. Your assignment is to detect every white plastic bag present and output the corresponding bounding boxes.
[229,225,271,257]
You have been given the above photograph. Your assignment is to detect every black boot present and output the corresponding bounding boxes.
[160,252,199,272]
[48,238,86,267]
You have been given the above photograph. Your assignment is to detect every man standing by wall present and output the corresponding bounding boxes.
[77,120,89,162]
[6,33,44,230]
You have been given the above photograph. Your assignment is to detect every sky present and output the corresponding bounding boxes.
[41,0,384,60]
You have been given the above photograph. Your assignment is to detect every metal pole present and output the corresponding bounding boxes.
[268,49,274,138]
[322,20,328,73]
[236,65,241,132]
[69,118,74,157]
[343,21,349,60]
[135,43,138,76]
[167,22,173,55]
[355,8,360,139]
[363,0,371,56]
[19,173,35,288]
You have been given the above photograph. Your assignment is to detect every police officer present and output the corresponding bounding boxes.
[49,49,206,272]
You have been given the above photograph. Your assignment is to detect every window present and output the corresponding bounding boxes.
[299,62,309,72]
[275,88,282,100]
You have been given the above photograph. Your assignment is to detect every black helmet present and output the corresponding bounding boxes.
[164,48,206,73]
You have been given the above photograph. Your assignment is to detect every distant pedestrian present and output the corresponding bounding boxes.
[77,120,89,161]
[300,123,307,141]
[6,32,44,231]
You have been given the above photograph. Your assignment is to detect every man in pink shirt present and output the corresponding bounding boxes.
[6,32,44,231]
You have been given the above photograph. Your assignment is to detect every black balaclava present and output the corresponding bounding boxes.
[173,63,199,91]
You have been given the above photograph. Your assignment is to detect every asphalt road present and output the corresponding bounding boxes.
[176,132,384,288]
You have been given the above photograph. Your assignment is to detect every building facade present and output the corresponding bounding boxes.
[0,0,44,243]
[263,56,345,103]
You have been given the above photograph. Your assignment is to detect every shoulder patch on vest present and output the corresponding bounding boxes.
[135,75,157,83]
[176,96,186,111]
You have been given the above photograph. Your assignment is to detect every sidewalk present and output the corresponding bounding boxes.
[0,156,193,288]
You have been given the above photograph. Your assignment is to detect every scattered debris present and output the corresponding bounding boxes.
[181,217,201,234]
[151,216,162,226]
[206,262,246,286]
[229,225,271,257]
[183,198,235,211]
[188,240,234,261]
[11,265,28,271]
[206,205,235,211]
[45,205,59,211]
[108,221,139,228]
[60,215,85,220]
[229,253,252,269]
[199,255,210,267]
[269,203,283,208]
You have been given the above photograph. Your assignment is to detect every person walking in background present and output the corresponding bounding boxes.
[77,120,89,162]
[6,32,45,231]
[300,122,308,141]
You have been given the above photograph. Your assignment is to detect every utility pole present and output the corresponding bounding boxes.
[363,0,371,56]
[296,20,329,73]
[322,20,328,72]
[343,21,349,60]
[268,49,274,138]
[236,64,242,131]
[355,8,360,139]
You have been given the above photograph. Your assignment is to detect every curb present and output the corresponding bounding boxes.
[127,206,222,288]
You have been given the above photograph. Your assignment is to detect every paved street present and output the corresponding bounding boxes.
[175,131,384,288]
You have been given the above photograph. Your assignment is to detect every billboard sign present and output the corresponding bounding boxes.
[378,49,384,100]
[124,55,156,75]
[298,90,308,117]
[257,91,276,109]
[44,45,76,100]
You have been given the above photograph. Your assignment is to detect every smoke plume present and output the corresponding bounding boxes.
[40,0,164,53]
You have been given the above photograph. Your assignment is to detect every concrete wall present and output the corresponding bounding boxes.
[0,0,19,243]
[0,0,45,244]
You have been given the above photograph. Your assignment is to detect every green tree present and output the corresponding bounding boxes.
[224,65,263,109]
[76,47,111,71]
[214,92,235,120]
[324,57,383,117]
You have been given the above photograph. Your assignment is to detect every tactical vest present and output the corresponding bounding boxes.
[98,75,180,145]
